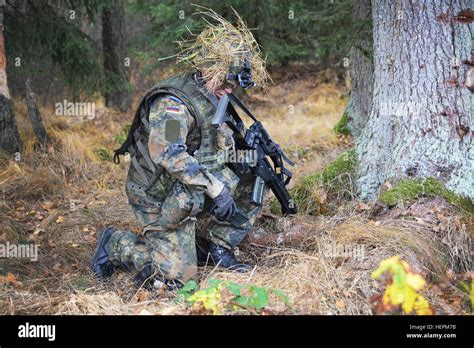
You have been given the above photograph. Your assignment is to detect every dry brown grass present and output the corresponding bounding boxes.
[3,209,469,315]
[0,78,471,316]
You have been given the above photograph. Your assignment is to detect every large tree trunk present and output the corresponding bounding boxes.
[344,0,374,137]
[356,0,473,200]
[0,4,21,156]
[102,0,131,112]
[25,78,49,146]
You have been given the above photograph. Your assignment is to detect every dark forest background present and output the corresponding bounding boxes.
[4,0,369,102]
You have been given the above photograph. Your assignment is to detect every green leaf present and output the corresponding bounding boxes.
[226,282,242,296]
[232,295,252,308]
[207,279,223,288]
[271,288,291,306]
[251,287,269,310]
[181,280,199,292]
[176,280,199,301]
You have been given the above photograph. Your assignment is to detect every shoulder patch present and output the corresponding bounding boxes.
[165,119,181,142]
[166,107,181,113]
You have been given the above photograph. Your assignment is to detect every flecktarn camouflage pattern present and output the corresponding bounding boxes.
[106,75,265,284]
[105,8,269,285]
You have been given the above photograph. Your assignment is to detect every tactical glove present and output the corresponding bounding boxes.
[211,186,236,221]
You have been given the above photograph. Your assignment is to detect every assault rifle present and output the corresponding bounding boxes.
[212,93,297,215]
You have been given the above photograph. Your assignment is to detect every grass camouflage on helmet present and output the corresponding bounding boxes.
[176,6,270,93]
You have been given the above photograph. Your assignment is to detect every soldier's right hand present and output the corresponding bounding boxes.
[211,186,237,221]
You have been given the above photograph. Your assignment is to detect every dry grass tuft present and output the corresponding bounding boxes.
[204,212,471,314]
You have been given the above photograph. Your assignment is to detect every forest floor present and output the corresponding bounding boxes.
[0,74,472,315]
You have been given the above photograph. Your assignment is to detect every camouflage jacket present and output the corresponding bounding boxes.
[125,73,239,212]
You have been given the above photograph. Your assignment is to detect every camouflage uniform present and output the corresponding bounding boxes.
[107,73,263,283]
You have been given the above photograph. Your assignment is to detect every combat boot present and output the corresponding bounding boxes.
[91,227,117,279]
[199,241,252,272]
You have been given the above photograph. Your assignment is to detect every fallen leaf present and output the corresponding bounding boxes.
[335,300,346,309]
[56,216,65,224]
[136,291,149,302]
[42,201,54,210]
[0,272,23,287]
[356,202,371,211]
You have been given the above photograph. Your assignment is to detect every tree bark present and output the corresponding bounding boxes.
[102,0,131,112]
[25,78,49,146]
[356,0,473,200]
[345,0,374,137]
[0,4,21,156]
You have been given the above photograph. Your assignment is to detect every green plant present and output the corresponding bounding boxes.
[458,279,473,314]
[176,279,292,314]
[371,256,433,315]
[333,111,351,136]
[115,124,131,146]
[94,148,112,162]
[277,149,356,215]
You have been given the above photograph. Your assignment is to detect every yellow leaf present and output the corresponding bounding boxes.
[42,201,54,210]
[401,287,416,314]
[56,216,65,223]
[387,283,404,305]
[372,256,433,315]
[406,273,426,291]
[414,295,433,315]
[371,256,400,279]
[188,284,222,315]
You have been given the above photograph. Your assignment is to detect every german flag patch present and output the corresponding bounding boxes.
[166,107,181,113]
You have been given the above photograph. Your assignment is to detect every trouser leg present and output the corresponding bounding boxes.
[106,229,151,273]
[107,180,204,283]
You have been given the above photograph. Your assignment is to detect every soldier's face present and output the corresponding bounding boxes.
[214,86,233,99]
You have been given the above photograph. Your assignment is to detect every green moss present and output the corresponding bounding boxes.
[271,149,357,215]
[67,274,95,290]
[333,111,351,136]
[115,123,131,145]
[379,177,474,216]
[115,134,127,145]
[316,149,356,186]
[94,147,112,162]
